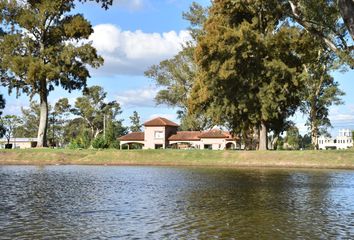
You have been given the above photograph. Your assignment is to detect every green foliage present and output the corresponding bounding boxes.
[68,130,91,149]
[72,85,122,140]
[288,0,354,67]
[105,120,128,149]
[285,126,301,150]
[299,134,313,150]
[14,101,52,138]
[299,46,344,147]
[92,135,109,149]
[0,115,22,144]
[145,3,209,131]
[190,0,305,148]
[0,0,104,146]
[129,111,142,132]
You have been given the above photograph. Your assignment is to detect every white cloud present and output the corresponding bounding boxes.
[113,0,145,10]
[2,101,27,116]
[116,87,159,107]
[328,107,354,129]
[89,24,192,76]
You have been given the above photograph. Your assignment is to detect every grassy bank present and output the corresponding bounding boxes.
[0,148,354,169]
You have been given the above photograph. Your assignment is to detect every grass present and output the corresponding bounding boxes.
[0,148,354,169]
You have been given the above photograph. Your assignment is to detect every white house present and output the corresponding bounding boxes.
[0,138,37,149]
[119,117,239,150]
[318,129,353,150]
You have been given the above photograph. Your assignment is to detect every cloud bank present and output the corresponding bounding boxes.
[116,87,159,107]
[89,24,191,76]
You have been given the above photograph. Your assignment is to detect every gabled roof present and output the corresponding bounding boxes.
[144,117,179,127]
[118,132,144,141]
[168,131,202,141]
[199,129,231,139]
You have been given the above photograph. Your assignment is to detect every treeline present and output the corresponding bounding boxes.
[0,86,142,149]
[1,0,354,150]
[145,1,354,150]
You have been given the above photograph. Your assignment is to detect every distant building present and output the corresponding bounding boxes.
[119,117,239,150]
[0,138,37,149]
[318,129,353,150]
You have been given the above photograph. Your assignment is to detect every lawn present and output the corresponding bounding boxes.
[0,148,354,169]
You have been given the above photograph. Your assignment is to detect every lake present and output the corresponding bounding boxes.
[1,166,354,239]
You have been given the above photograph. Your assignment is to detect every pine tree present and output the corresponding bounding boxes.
[129,111,142,132]
[190,0,305,150]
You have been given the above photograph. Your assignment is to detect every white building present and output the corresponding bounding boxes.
[318,129,353,150]
[0,138,37,149]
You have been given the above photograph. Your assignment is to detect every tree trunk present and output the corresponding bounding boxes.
[272,135,279,150]
[338,0,354,41]
[37,82,48,147]
[258,121,268,150]
[311,122,319,150]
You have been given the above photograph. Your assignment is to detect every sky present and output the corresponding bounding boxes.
[1,0,354,137]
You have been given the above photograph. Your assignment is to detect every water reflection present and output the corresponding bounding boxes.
[0,166,354,239]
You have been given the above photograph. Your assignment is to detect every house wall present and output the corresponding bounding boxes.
[200,138,227,150]
[0,141,35,149]
[169,141,201,149]
[143,126,165,149]
[318,136,353,150]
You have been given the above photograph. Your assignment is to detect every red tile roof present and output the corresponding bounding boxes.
[168,131,202,141]
[118,132,144,141]
[199,129,232,139]
[144,117,179,127]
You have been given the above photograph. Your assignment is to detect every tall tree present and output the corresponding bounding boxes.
[0,115,22,146]
[300,46,344,149]
[0,0,103,147]
[72,85,122,140]
[129,111,142,132]
[0,95,5,137]
[190,0,304,150]
[145,2,209,131]
[51,98,71,146]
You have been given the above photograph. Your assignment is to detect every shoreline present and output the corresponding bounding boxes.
[0,148,354,170]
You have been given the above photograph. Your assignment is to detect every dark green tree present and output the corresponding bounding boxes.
[0,0,103,147]
[129,111,142,132]
[72,85,122,140]
[190,0,304,150]
[285,125,300,150]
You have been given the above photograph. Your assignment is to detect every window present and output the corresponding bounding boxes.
[155,144,163,149]
[154,131,164,139]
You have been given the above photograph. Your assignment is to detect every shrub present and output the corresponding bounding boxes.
[92,136,109,149]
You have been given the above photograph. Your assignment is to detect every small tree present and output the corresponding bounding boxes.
[0,115,22,147]
[285,126,301,150]
[129,111,142,132]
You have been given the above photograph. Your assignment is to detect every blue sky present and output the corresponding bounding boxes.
[1,0,353,136]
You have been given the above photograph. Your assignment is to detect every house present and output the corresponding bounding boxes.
[318,129,353,150]
[0,138,37,149]
[119,117,238,150]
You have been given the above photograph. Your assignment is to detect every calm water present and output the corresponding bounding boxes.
[1,166,354,239]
